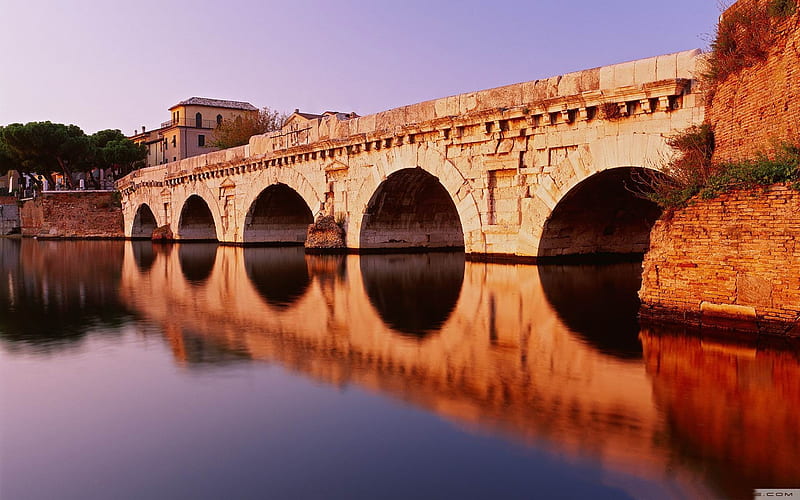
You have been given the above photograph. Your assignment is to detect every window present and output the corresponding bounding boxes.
[172,136,176,147]
[216,114,223,126]
[198,134,205,147]
[195,112,203,128]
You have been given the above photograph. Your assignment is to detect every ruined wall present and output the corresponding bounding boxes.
[0,196,19,235]
[707,2,800,162]
[639,185,800,336]
[20,192,124,238]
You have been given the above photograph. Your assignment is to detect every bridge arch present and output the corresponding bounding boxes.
[236,167,324,244]
[518,133,670,259]
[243,183,314,244]
[131,203,159,239]
[352,143,483,252]
[177,194,219,241]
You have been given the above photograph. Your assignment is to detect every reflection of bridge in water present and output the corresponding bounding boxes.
[120,242,800,499]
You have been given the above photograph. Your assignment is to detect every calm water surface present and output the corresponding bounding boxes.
[1,239,798,500]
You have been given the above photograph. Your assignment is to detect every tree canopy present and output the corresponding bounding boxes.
[0,122,145,189]
[210,107,288,149]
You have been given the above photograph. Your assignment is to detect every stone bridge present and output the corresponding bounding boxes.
[117,50,704,258]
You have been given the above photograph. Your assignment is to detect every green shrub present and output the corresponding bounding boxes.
[699,143,800,198]
[641,126,799,208]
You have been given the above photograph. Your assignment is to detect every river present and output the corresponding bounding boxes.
[1,239,798,500]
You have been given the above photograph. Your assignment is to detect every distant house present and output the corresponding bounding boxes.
[0,170,21,194]
[130,97,258,167]
[281,109,359,148]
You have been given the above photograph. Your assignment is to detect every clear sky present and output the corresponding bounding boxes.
[0,0,722,135]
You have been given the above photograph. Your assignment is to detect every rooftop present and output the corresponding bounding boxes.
[170,97,258,111]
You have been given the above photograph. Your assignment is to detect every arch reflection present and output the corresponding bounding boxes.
[243,246,311,309]
[360,252,465,338]
[131,240,157,273]
[538,262,643,358]
[178,243,218,285]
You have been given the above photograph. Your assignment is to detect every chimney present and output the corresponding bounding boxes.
[142,125,146,132]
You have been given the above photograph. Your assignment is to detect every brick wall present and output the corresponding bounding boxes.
[707,1,800,162]
[639,185,800,336]
[20,192,124,238]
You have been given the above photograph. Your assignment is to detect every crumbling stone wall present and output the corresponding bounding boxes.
[20,192,124,238]
[639,185,800,336]
[707,1,800,162]
[0,196,19,235]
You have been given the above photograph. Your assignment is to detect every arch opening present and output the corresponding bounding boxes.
[360,168,464,251]
[178,195,218,241]
[131,241,157,273]
[243,184,313,245]
[538,167,664,261]
[131,204,157,239]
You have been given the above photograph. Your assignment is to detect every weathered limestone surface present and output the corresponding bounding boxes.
[639,185,800,336]
[118,50,704,257]
[20,192,123,239]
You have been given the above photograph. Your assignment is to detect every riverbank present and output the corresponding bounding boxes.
[639,184,800,337]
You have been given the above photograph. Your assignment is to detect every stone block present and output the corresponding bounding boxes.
[579,68,600,92]
[434,95,459,118]
[737,274,773,307]
[557,72,582,96]
[355,114,376,135]
[613,60,636,88]
[599,64,615,90]
[522,77,559,103]
[677,49,702,79]
[634,57,657,85]
[477,83,523,110]
[656,53,678,81]
[406,100,436,123]
[459,92,479,114]
[375,108,405,132]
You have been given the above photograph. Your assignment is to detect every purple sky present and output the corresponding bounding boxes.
[0,0,721,135]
